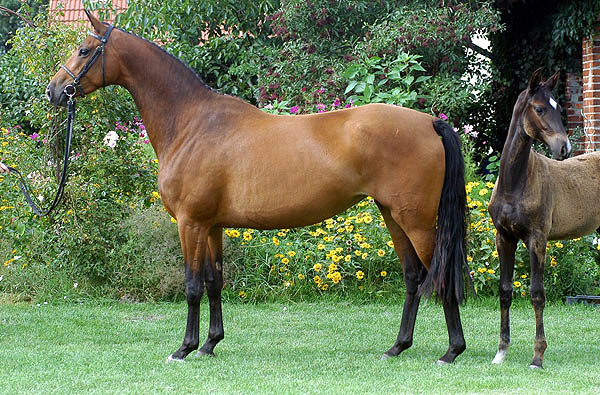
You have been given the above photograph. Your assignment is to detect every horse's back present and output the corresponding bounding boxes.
[546,151,600,239]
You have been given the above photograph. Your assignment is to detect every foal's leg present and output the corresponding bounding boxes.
[437,290,466,364]
[492,230,518,364]
[197,227,225,356]
[379,205,426,359]
[527,235,548,369]
[167,222,209,362]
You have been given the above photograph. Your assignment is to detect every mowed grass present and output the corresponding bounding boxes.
[0,298,598,394]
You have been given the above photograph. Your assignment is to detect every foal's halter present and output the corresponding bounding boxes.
[61,24,114,98]
[6,25,114,217]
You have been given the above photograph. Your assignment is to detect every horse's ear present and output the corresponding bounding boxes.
[84,9,106,34]
[528,68,544,93]
[543,70,561,92]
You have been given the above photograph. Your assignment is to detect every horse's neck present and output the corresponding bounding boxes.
[497,113,535,194]
[115,34,217,159]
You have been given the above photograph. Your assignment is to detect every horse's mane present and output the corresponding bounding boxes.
[115,26,223,96]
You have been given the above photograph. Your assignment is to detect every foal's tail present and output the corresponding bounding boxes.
[419,119,468,305]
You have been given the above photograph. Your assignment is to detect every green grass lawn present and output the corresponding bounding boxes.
[0,298,598,394]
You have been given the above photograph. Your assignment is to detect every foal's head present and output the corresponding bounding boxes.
[47,10,119,107]
[519,68,570,160]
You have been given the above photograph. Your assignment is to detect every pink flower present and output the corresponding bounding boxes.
[29,133,40,141]
[316,103,326,113]
[332,98,341,108]
[439,113,448,121]
[290,106,300,114]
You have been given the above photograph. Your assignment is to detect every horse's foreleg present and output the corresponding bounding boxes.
[167,222,209,362]
[527,236,548,369]
[198,227,225,356]
[492,231,518,364]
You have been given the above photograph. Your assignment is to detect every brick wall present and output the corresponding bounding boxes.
[566,72,584,152]
[581,23,600,152]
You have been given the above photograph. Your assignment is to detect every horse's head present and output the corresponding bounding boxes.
[47,10,119,107]
[520,68,570,160]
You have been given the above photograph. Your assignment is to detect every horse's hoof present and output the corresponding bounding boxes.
[436,359,450,366]
[529,364,543,369]
[165,355,185,364]
[195,349,215,358]
[381,353,393,360]
[492,350,507,364]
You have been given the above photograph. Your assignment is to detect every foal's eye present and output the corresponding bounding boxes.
[78,48,90,57]
[534,107,545,115]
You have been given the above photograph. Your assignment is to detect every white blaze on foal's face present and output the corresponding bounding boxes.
[549,97,557,110]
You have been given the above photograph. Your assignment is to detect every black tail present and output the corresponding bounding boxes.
[419,120,468,304]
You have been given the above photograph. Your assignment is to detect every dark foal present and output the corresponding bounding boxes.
[47,11,469,364]
[489,68,600,368]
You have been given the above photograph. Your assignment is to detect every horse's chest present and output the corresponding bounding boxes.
[489,197,541,238]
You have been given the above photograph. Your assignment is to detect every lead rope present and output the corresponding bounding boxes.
[6,92,76,217]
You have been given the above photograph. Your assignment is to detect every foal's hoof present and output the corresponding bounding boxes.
[492,350,507,364]
[165,355,185,364]
[436,359,450,366]
[381,353,393,360]
[529,364,543,370]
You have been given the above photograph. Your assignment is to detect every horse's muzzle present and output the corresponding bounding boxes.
[46,82,69,107]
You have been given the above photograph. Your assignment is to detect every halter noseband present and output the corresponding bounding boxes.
[61,24,114,99]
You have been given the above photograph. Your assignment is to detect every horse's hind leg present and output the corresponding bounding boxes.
[527,235,548,369]
[167,221,209,362]
[379,206,426,359]
[492,230,518,364]
[197,227,225,356]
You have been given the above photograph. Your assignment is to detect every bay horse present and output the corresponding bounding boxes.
[47,11,468,364]
[488,69,600,368]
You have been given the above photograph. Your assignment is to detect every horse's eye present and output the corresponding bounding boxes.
[79,48,90,57]
[534,107,545,115]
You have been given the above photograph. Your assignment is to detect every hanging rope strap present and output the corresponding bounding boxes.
[6,98,75,217]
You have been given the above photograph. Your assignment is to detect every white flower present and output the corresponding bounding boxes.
[103,131,119,148]
[73,282,78,288]
[0,275,3,281]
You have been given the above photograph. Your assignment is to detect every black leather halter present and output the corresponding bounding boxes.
[60,24,114,98]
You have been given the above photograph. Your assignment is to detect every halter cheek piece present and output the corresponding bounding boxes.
[61,24,114,100]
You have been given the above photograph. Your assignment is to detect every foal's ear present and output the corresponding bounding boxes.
[84,9,107,34]
[528,68,544,93]
[543,70,561,92]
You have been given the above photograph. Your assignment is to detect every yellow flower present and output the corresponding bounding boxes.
[321,283,329,291]
[243,231,253,241]
[485,182,495,189]
[277,231,286,237]
[550,256,557,267]
[313,263,322,272]
[272,237,280,246]
[331,255,341,263]
[313,275,322,284]
[361,253,368,259]
[152,191,161,199]
[356,270,364,280]
[363,215,373,224]
[387,240,394,248]
[380,271,387,277]
[521,274,527,279]
[332,272,342,284]
[298,273,305,280]
[170,217,177,224]
[281,257,290,264]
[513,281,522,287]
[238,291,247,298]
[377,249,385,257]
[328,263,338,273]
[288,251,296,257]
[477,267,486,273]
[230,229,240,238]
[487,269,495,274]
[492,251,499,258]
[467,256,473,262]
[344,255,351,262]
[554,242,564,248]
[317,243,325,250]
